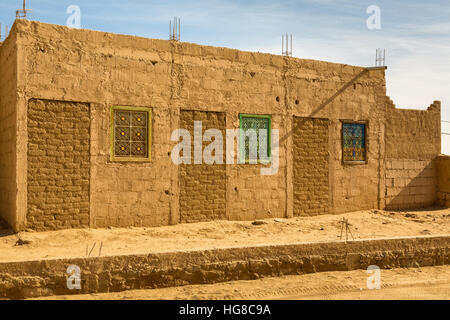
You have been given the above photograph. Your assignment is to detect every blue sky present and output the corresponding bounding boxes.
[1,0,449,153]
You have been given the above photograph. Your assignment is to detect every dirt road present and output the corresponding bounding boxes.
[36,266,450,300]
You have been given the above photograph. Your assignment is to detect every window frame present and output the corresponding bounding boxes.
[239,114,272,164]
[110,105,152,162]
[341,120,368,165]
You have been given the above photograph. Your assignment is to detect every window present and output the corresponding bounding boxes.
[110,106,152,161]
[342,122,366,163]
[239,114,271,163]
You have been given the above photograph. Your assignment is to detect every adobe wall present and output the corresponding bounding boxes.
[436,155,450,206]
[293,117,329,216]
[0,34,18,229]
[9,19,386,230]
[179,110,226,223]
[27,99,90,231]
[384,100,441,210]
[0,19,439,231]
[286,62,388,215]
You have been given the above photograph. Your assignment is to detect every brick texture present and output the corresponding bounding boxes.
[293,117,329,216]
[384,100,440,210]
[385,159,436,210]
[385,101,440,160]
[179,110,226,223]
[27,99,90,230]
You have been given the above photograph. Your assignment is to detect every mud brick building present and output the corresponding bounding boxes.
[0,19,443,232]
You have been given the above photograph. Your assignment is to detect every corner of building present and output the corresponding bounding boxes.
[0,19,21,231]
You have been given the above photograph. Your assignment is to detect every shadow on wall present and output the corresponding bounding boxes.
[0,218,14,237]
[385,159,437,210]
[437,155,450,206]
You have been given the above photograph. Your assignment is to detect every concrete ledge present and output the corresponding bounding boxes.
[0,235,449,299]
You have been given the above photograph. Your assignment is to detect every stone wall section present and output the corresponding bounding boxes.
[89,105,176,229]
[27,99,90,230]
[179,110,226,223]
[385,100,441,210]
[385,159,436,210]
[293,117,329,216]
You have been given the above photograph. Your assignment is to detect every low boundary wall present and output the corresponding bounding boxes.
[0,235,448,299]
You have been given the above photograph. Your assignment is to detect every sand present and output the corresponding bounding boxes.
[34,265,450,300]
[1,207,449,263]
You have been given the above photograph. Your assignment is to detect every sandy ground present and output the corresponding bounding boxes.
[1,207,449,262]
[35,266,450,300]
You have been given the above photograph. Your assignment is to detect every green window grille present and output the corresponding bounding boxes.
[239,114,271,163]
[342,122,366,162]
[110,106,152,162]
